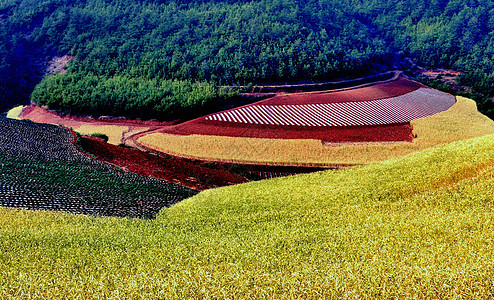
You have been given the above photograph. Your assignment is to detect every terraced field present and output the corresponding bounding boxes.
[139,83,494,167]
[205,88,454,126]
[2,74,494,297]
[10,75,491,170]
[0,118,197,218]
[78,135,248,190]
[160,77,444,142]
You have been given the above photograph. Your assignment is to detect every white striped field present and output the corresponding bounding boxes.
[205,88,455,127]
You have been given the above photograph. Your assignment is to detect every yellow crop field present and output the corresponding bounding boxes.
[3,132,494,298]
[139,96,494,166]
[6,106,24,120]
[75,125,130,145]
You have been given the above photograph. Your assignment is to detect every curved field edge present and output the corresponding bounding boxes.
[3,133,494,298]
[6,105,154,146]
[137,96,494,166]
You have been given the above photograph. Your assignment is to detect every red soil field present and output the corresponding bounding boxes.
[165,120,414,142]
[78,136,248,190]
[159,77,430,142]
[20,104,175,127]
[258,77,423,105]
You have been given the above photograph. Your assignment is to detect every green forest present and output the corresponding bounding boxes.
[1,0,493,119]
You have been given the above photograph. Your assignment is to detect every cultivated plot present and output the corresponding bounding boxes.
[0,118,197,218]
[159,77,454,142]
[206,88,455,127]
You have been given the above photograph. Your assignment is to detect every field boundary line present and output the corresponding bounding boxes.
[221,71,401,93]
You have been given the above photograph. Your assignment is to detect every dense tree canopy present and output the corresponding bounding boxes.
[0,0,493,119]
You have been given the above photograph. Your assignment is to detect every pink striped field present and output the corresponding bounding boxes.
[205,88,456,127]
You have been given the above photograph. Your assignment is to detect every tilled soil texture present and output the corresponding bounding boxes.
[159,77,429,142]
[78,136,248,190]
[0,118,197,219]
[258,77,423,105]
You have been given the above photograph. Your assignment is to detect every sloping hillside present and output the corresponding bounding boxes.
[2,0,494,118]
[2,132,494,298]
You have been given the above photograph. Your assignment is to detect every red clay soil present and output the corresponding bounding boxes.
[163,120,414,142]
[257,77,424,105]
[79,136,248,190]
[20,104,175,127]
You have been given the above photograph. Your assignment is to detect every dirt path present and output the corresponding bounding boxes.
[125,126,164,149]
[222,70,401,93]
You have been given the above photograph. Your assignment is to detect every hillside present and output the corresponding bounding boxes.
[2,130,494,297]
[2,1,494,297]
[1,0,494,118]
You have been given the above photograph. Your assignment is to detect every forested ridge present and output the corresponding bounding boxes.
[0,0,493,119]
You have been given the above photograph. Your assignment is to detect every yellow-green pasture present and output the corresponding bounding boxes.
[5,105,24,120]
[139,96,494,166]
[2,133,494,298]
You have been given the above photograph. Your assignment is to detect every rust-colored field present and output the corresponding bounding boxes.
[165,120,414,142]
[19,104,174,127]
[17,105,169,145]
[79,136,248,190]
[9,75,471,169]
[15,76,432,144]
[137,96,494,166]
[258,77,423,105]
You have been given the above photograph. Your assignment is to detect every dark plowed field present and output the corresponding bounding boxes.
[0,118,197,218]
[164,121,414,142]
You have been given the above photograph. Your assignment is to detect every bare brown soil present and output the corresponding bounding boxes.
[158,77,421,142]
[45,55,74,75]
[421,69,462,85]
[258,77,423,105]
[20,104,175,127]
[16,74,423,185]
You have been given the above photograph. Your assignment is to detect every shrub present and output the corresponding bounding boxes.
[90,133,109,142]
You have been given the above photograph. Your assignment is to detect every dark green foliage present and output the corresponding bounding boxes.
[89,133,109,142]
[31,73,234,119]
[0,0,493,118]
